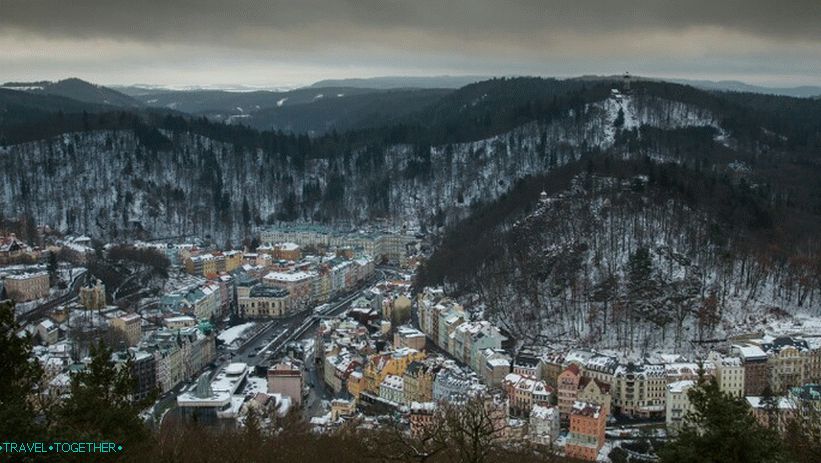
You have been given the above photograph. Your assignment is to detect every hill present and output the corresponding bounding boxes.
[308,75,490,89]
[417,155,821,351]
[1,78,142,107]
[0,77,819,250]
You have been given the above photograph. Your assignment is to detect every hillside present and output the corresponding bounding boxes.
[308,75,490,89]
[417,157,821,352]
[1,78,141,107]
[0,81,738,243]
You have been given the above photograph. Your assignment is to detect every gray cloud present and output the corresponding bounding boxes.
[0,1,819,86]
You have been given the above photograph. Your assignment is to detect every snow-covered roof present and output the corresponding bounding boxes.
[666,380,695,394]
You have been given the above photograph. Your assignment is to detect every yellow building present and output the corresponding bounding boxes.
[363,348,426,394]
[79,279,106,310]
[346,371,364,399]
[223,251,243,272]
[4,272,50,302]
[578,378,612,418]
[403,361,435,403]
[110,313,142,346]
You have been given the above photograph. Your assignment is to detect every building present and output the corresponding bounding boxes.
[763,337,809,392]
[263,271,316,308]
[529,404,560,447]
[143,327,216,394]
[130,351,157,402]
[330,398,356,421]
[565,401,606,462]
[513,351,541,378]
[37,319,59,345]
[557,364,582,420]
[578,377,612,418]
[176,362,249,423]
[164,316,197,330]
[746,396,797,433]
[363,348,426,395]
[270,242,302,261]
[708,352,745,397]
[731,343,769,396]
[403,361,435,403]
[481,350,512,388]
[4,272,49,302]
[267,361,303,407]
[0,234,33,264]
[502,373,551,417]
[394,325,427,351]
[432,369,479,403]
[612,363,666,418]
[223,250,243,273]
[379,374,405,405]
[448,320,504,374]
[665,380,695,434]
[79,279,106,310]
[409,402,437,437]
[110,313,142,347]
[803,345,821,385]
[239,285,290,318]
[539,354,565,389]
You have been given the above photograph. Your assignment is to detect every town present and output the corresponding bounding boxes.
[2,220,819,462]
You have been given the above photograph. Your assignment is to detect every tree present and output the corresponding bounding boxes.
[614,108,625,128]
[659,378,785,463]
[241,195,251,231]
[47,251,59,285]
[760,385,778,430]
[0,301,44,441]
[57,341,151,448]
[782,399,821,463]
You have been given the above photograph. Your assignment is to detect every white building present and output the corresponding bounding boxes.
[665,380,695,433]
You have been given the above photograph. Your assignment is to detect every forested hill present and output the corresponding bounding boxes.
[0,77,819,245]
[416,156,821,352]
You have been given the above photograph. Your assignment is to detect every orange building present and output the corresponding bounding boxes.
[565,401,606,461]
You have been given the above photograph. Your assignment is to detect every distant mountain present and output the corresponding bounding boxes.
[0,88,110,133]
[129,86,382,114]
[668,79,821,98]
[242,88,451,133]
[573,74,821,98]
[308,75,491,89]
[1,78,142,107]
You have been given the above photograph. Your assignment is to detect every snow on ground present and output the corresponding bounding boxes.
[217,322,257,345]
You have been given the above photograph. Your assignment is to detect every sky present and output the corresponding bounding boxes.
[1,0,820,88]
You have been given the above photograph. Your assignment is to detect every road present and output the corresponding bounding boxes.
[159,272,383,426]
[17,270,89,323]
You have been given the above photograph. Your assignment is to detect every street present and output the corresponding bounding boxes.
[158,271,384,427]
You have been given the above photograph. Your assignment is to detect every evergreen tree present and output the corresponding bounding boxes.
[57,341,150,448]
[614,107,625,128]
[47,251,59,285]
[659,378,786,463]
[760,385,778,430]
[0,300,44,441]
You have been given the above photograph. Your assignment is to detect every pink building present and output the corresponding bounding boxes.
[267,362,303,407]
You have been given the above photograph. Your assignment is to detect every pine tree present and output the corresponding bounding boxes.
[0,300,44,441]
[47,251,59,285]
[760,385,778,430]
[57,341,150,447]
[659,378,786,463]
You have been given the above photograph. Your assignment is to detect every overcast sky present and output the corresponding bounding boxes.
[1,0,819,88]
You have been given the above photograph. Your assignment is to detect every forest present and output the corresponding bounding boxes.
[416,155,821,350]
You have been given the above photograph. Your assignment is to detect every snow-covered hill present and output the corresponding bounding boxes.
[1,92,721,242]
